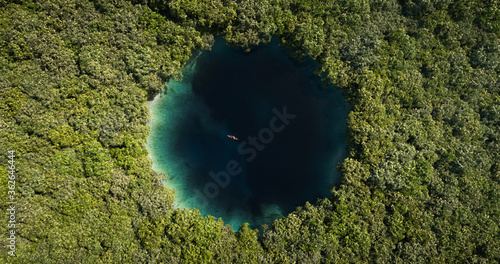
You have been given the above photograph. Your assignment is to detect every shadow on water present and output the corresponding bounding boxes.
[147,36,349,230]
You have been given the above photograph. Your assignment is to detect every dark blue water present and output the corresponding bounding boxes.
[147,36,348,230]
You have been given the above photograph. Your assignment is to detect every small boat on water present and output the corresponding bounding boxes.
[227,134,239,140]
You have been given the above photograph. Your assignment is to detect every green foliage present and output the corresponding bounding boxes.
[1,0,499,263]
[0,88,25,119]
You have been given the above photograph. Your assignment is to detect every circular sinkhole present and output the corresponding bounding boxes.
[147,36,349,229]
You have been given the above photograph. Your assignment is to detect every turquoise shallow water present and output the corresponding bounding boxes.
[147,36,349,230]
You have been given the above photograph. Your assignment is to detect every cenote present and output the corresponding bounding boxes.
[147,36,349,230]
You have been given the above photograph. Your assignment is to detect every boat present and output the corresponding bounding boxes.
[227,134,239,140]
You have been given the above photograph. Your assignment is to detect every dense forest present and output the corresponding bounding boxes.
[0,0,499,263]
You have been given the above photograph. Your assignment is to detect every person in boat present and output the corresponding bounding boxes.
[227,134,239,140]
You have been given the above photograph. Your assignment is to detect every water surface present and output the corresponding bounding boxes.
[147,36,349,229]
